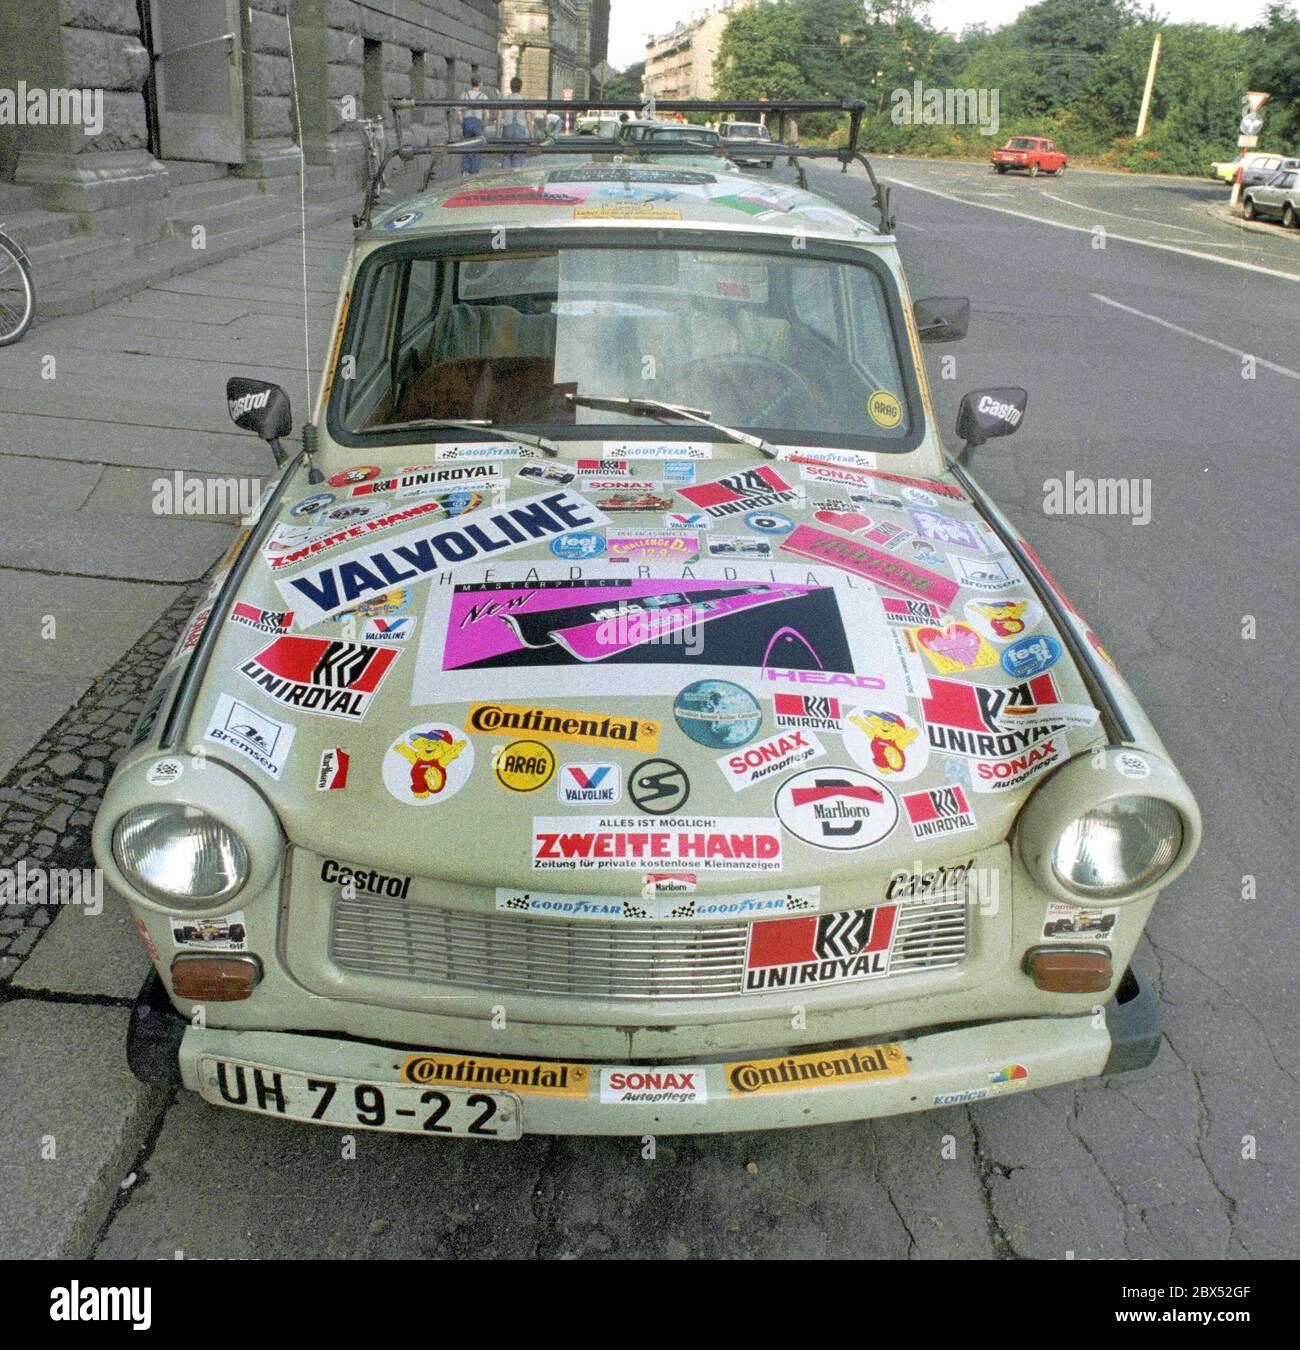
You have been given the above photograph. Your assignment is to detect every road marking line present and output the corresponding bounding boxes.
[1036,188,1210,236]
[1090,293,1300,380]
[874,173,1300,284]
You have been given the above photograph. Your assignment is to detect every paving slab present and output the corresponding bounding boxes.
[0,456,101,509]
[0,1001,165,1259]
[0,415,268,474]
[83,465,268,522]
[13,882,153,1000]
[0,672,92,781]
[0,506,233,583]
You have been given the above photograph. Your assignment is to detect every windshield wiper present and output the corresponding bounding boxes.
[365,417,559,457]
[565,393,777,458]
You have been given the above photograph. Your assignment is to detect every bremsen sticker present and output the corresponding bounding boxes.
[204,693,295,780]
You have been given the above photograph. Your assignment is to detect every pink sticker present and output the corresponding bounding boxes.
[780,524,959,607]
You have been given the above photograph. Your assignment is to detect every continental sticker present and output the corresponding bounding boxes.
[468,702,659,752]
[725,1042,908,1096]
[400,1051,588,1098]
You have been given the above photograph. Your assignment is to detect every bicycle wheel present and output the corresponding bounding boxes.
[0,231,35,346]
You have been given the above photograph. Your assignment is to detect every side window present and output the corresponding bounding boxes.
[352,260,399,383]
[400,258,439,345]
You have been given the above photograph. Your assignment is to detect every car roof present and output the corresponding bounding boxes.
[369,162,885,243]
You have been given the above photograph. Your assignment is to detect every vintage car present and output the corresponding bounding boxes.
[721,120,777,168]
[94,102,1199,1139]
[1242,167,1300,228]
[991,136,1067,176]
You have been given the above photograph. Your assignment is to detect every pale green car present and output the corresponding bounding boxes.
[93,151,1200,1139]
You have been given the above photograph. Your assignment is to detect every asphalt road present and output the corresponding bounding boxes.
[91,159,1299,1260]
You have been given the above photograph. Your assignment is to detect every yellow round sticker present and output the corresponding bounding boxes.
[868,390,903,429]
[494,739,556,792]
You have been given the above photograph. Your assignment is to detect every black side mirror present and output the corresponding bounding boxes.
[956,387,1027,451]
[227,378,291,466]
[914,296,970,342]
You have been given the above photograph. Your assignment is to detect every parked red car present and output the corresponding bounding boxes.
[991,137,1068,177]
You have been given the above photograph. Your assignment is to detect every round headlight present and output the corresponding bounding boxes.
[112,804,249,907]
[1051,796,1183,899]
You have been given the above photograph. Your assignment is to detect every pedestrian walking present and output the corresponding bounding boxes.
[460,76,489,174]
[500,76,531,169]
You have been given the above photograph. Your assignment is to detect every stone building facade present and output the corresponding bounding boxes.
[644,0,754,102]
[0,0,501,244]
[498,0,609,100]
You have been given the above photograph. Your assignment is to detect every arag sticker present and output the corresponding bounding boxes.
[841,707,929,780]
[383,724,473,805]
[744,906,898,991]
[493,739,556,792]
[867,390,903,429]
[773,767,899,852]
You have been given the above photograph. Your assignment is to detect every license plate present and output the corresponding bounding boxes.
[196,1056,522,1140]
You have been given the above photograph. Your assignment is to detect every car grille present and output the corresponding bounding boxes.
[329,894,967,1000]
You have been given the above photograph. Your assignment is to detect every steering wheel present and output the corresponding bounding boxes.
[679,354,820,429]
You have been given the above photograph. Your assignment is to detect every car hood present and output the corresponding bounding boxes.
[185,450,1104,894]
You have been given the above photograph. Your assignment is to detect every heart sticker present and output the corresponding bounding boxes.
[914,622,998,674]
[814,509,874,535]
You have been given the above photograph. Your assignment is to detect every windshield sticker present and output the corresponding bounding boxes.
[237,637,401,722]
[532,816,783,873]
[204,692,294,780]
[277,490,608,627]
[415,562,912,706]
[607,531,700,565]
[602,442,713,460]
[350,463,504,497]
[744,906,898,991]
[677,465,802,520]
[383,724,474,804]
[780,523,960,607]
[867,391,903,429]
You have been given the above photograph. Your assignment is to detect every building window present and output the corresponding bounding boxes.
[363,39,383,120]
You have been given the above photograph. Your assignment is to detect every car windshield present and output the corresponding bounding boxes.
[726,123,769,138]
[332,242,914,446]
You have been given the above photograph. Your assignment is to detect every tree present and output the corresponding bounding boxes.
[603,61,645,103]
[1246,3,1300,147]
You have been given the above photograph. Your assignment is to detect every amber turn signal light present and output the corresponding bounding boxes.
[171,955,261,1001]
[1025,948,1112,993]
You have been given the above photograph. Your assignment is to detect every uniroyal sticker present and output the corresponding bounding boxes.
[921,674,1072,759]
[316,747,350,790]
[744,906,897,991]
[903,785,977,840]
[350,462,503,497]
[237,637,400,721]
[204,693,295,780]
[882,596,944,628]
[773,768,899,852]
[780,524,960,607]
[229,602,294,635]
[841,706,929,781]
[1042,902,1117,941]
[717,729,825,791]
[676,464,802,520]
[577,459,629,477]
[495,883,817,922]
[773,691,842,732]
[531,816,783,873]
[600,1066,708,1105]
[278,490,608,626]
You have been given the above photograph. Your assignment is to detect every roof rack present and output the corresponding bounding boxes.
[353,95,892,234]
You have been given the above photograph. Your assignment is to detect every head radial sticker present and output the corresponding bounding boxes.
[774,767,899,851]
[276,490,608,626]
[383,724,473,805]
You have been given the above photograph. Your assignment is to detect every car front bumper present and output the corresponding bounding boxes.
[156,968,1159,1136]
